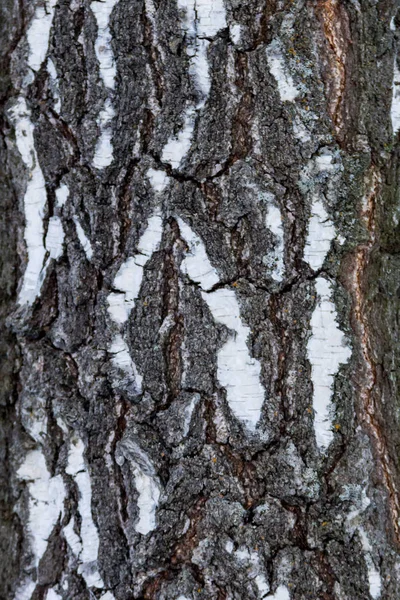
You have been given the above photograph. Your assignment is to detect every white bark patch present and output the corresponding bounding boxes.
[65,436,104,589]
[9,98,48,305]
[17,450,66,569]
[391,57,400,136]
[47,58,61,113]
[265,586,291,600]
[162,0,227,168]
[73,216,93,260]
[109,334,143,393]
[55,183,69,208]
[108,214,163,323]
[91,0,119,90]
[342,486,382,600]
[45,216,65,260]
[63,516,83,557]
[266,40,299,102]
[358,528,382,599]
[107,214,163,392]
[307,277,351,451]
[233,547,270,597]
[146,168,170,193]
[100,593,116,600]
[161,107,196,168]
[116,440,161,535]
[178,216,219,290]
[183,394,199,436]
[304,198,336,271]
[230,23,241,44]
[26,0,57,76]
[46,589,62,600]
[91,0,119,168]
[177,217,265,431]
[265,204,285,282]
[13,580,36,600]
[93,99,115,169]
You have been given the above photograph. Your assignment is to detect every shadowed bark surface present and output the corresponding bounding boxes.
[1,1,400,599]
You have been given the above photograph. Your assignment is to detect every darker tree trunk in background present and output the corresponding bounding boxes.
[1,0,400,599]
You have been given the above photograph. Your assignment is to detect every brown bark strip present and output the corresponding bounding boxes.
[346,167,400,544]
[317,0,350,138]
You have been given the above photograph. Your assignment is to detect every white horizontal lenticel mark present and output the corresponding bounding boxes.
[307,277,351,451]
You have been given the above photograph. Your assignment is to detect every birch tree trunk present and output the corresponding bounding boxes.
[2,0,400,598]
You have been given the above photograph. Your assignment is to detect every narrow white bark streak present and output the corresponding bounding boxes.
[26,0,57,77]
[107,214,163,392]
[65,436,104,589]
[9,98,48,305]
[343,487,382,599]
[359,528,382,599]
[91,0,119,168]
[177,217,265,431]
[307,277,351,450]
[391,57,400,136]
[183,394,199,436]
[17,450,66,569]
[266,40,299,103]
[73,216,93,260]
[47,58,61,113]
[162,0,227,168]
[304,198,336,272]
[116,440,161,535]
[63,516,83,556]
[265,204,285,282]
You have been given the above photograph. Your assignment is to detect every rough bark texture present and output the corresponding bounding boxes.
[1,1,400,599]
